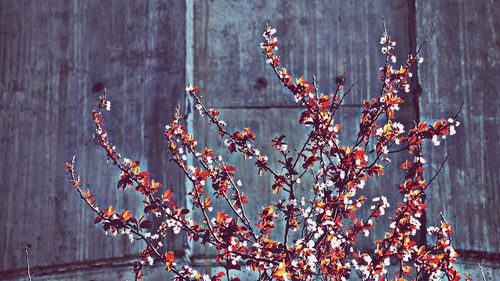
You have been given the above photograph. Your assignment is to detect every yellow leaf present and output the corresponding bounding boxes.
[383,122,393,133]
[272,262,290,280]
[105,205,114,217]
[399,65,407,75]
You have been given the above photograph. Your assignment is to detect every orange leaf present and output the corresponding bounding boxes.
[151,181,162,191]
[233,131,244,140]
[162,189,173,201]
[104,205,114,217]
[204,197,211,207]
[121,210,132,221]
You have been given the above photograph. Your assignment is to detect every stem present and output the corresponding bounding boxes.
[25,245,32,281]
[478,263,487,281]
[427,154,449,187]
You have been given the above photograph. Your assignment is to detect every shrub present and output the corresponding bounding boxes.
[66,23,465,281]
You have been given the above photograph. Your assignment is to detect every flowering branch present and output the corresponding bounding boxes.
[66,22,465,281]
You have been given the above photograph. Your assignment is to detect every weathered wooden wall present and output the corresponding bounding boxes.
[416,0,499,278]
[0,0,498,280]
[0,1,186,280]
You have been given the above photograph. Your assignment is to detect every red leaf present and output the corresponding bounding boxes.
[240,194,249,204]
[139,220,153,229]
[228,143,236,153]
[94,215,102,224]
[418,122,427,131]
[223,164,237,172]
[198,170,211,178]
[165,251,175,262]
[233,131,244,140]
[348,211,357,220]
[143,177,150,188]
[218,128,225,138]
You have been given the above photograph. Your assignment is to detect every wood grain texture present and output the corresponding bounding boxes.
[416,0,499,253]
[0,0,186,272]
[193,0,412,107]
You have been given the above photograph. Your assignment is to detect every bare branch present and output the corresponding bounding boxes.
[25,244,32,281]
[478,263,487,281]
[427,154,450,187]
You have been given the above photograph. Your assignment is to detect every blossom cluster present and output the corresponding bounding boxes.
[67,23,464,280]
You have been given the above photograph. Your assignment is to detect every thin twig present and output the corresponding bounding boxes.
[427,154,449,187]
[416,22,436,56]
[478,263,487,281]
[25,244,32,281]
[439,212,449,225]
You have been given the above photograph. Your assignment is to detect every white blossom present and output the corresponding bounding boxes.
[380,35,387,45]
[339,170,346,179]
[404,84,410,93]
[393,122,405,133]
[432,135,441,146]
[450,126,456,135]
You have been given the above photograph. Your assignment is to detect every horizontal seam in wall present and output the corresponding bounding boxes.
[1,249,498,278]
[0,255,139,278]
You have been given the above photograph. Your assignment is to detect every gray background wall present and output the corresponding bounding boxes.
[0,0,498,280]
